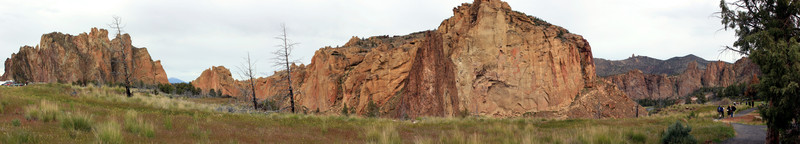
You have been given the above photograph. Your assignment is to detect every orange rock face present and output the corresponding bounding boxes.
[192,66,241,96]
[193,0,642,118]
[1,28,168,85]
[605,58,760,100]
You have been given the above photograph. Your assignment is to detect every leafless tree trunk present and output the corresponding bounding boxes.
[237,52,259,110]
[273,24,299,113]
[109,16,133,97]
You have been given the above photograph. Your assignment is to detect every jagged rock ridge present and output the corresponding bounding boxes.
[595,54,710,77]
[193,0,644,118]
[1,28,169,85]
[603,58,760,100]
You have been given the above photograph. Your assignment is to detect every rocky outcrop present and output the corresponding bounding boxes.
[605,58,760,100]
[193,0,642,118]
[192,66,241,96]
[1,28,168,85]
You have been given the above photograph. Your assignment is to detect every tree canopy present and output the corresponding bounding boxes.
[719,0,800,143]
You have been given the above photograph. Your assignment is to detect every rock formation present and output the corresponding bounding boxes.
[192,0,643,118]
[604,58,760,100]
[594,54,710,77]
[192,66,241,96]
[1,28,169,85]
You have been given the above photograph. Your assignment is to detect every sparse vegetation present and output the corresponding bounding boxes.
[1,130,38,144]
[123,110,156,138]
[0,83,735,143]
[24,100,60,122]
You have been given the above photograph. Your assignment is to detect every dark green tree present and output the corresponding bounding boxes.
[364,100,380,118]
[720,0,800,143]
[341,104,349,116]
[209,89,217,97]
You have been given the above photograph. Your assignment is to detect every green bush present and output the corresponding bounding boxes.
[11,119,21,127]
[124,110,155,138]
[60,113,94,132]
[662,121,697,144]
[95,121,123,144]
[157,83,174,94]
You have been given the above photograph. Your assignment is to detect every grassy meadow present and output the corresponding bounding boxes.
[0,83,735,143]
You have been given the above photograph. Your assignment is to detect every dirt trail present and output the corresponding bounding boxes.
[721,107,766,144]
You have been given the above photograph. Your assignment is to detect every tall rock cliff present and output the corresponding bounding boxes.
[193,0,643,118]
[604,58,760,100]
[1,28,169,85]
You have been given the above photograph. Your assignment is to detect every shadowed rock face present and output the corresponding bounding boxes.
[1,28,168,85]
[192,0,643,118]
[604,58,760,100]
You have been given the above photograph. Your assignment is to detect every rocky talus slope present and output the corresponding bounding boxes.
[193,0,644,118]
[603,58,760,100]
[1,28,168,85]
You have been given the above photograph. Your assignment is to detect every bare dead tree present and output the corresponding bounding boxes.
[108,16,134,97]
[236,52,259,110]
[273,23,299,113]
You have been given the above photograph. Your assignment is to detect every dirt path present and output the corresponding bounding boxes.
[721,107,766,144]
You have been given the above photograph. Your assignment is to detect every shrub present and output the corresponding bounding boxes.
[60,113,94,132]
[24,100,60,122]
[662,121,697,144]
[123,110,155,138]
[260,99,279,111]
[95,121,123,144]
[458,108,470,118]
[157,83,174,94]
[341,104,349,116]
[364,100,380,118]
[11,119,21,127]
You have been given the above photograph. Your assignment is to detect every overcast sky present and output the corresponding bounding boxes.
[0,0,742,82]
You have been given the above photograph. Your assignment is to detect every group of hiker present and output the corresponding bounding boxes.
[717,104,737,119]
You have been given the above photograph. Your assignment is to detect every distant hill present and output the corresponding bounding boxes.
[168,77,186,83]
[594,54,713,77]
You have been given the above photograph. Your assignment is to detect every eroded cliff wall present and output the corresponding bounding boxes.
[193,0,643,118]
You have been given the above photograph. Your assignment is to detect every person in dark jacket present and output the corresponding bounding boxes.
[717,105,724,119]
[731,105,737,117]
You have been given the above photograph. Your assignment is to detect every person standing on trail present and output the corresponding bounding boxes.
[731,105,737,117]
[727,105,731,117]
[717,105,724,118]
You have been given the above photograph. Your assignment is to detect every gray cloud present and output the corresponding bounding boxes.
[0,0,742,82]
